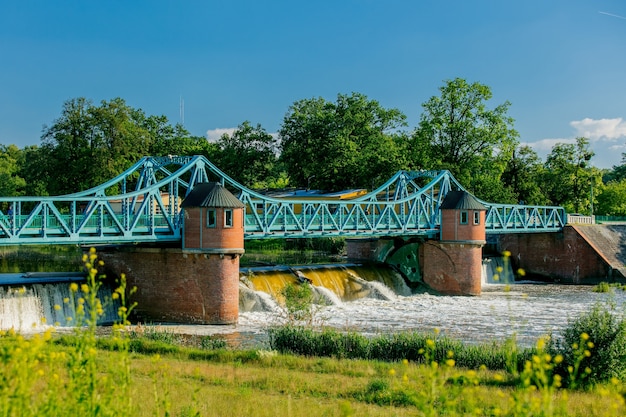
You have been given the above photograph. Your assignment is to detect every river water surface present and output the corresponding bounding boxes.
[162,283,626,348]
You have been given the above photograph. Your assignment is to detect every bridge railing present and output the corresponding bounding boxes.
[0,156,567,245]
[241,195,441,238]
[484,204,567,233]
[0,195,181,245]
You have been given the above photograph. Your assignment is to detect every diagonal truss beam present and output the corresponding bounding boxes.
[0,156,566,245]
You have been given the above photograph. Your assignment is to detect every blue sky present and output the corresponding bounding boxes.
[1,1,625,168]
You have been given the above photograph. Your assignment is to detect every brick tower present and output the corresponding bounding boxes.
[423,191,487,295]
[180,182,245,323]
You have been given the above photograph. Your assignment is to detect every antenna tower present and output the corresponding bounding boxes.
[179,95,185,126]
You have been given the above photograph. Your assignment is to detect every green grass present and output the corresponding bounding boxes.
[3,248,626,416]
[3,329,624,417]
[593,282,626,293]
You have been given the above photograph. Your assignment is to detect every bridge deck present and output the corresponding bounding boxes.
[0,156,566,246]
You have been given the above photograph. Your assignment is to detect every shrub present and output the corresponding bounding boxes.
[281,283,315,324]
[593,282,612,293]
[268,326,537,371]
[548,303,626,387]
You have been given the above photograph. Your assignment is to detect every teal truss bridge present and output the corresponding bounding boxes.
[0,155,566,246]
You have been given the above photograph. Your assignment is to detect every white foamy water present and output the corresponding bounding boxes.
[232,283,626,348]
[4,270,623,349]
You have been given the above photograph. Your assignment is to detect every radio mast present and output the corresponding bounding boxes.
[179,95,185,126]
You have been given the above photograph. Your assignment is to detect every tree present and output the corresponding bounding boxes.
[543,137,595,213]
[414,78,519,201]
[595,180,626,216]
[212,121,278,188]
[38,97,211,195]
[603,153,626,184]
[501,145,548,205]
[279,92,408,191]
[38,98,146,194]
[17,145,49,196]
[0,144,26,196]
[145,116,215,158]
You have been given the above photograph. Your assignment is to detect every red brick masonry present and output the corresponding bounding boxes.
[101,248,240,324]
[497,226,613,283]
[422,242,483,295]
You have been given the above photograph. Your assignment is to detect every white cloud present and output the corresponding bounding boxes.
[206,128,236,142]
[522,137,576,152]
[570,117,626,141]
[523,118,626,169]
[205,128,279,143]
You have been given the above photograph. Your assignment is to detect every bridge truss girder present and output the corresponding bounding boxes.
[0,156,566,245]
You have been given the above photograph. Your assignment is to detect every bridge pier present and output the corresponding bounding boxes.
[102,182,245,324]
[347,191,487,295]
[421,241,483,295]
[100,248,241,324]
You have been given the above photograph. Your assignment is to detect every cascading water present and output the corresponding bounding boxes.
[239,263,411,312]
[482,256,514,284]
[0,274,119,332]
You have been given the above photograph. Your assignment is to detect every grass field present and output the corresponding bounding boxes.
[2,248,626,416]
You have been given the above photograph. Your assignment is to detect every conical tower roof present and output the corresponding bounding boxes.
[440,190,487,211]
[181,182,245,208]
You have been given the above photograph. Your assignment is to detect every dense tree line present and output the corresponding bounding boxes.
[1,79,626,216]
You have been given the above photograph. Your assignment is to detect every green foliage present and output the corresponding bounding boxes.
[0,248,137,416]
[212,121,279,188]
[603,152,626,183]
[596,180,626,216]
[200,336,228,350]
[0,144,26,196]
[7,87,626,215]
[414,77,519,201]
[593,282,612,293]
[357,378,418,407]
[31,97,211,195]
[281,283,315,324]
[543,137,596,213]
[548,304,626,387]
[268,325,535,370]
[502,145,549,205]
[279,92,408,191]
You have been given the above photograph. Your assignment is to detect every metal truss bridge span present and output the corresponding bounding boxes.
[0,155,566,246]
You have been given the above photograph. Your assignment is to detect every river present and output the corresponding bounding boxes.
[160,282,626,348]
[1,260,624,348]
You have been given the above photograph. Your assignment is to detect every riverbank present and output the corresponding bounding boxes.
[2,329,624,417]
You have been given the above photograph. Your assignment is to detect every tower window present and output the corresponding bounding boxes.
[460,211,468,225]
[206,209,216,228]
[224,209,233,227]
[473,211,480,225]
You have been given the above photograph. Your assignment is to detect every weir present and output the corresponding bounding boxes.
[0,276,119,331]
[240,263,411,304]
[0,256,515,329]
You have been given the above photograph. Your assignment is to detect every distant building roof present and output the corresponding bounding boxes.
[264,188,368,200]
[440,191,487,211]
[181,182,245,208]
